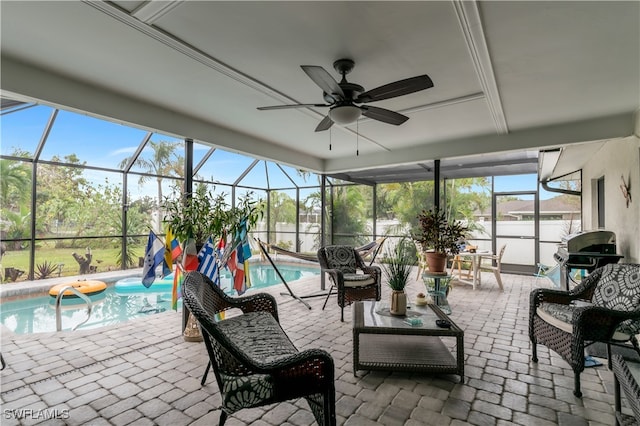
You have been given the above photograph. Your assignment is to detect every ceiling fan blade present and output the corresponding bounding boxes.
[361,105,409,125]
[356,75,434,103]
[258,103,328,111]
[315,115,334,132]
[301,65,345,100]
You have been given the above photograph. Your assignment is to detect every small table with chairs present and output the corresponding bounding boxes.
[451,244,506,291]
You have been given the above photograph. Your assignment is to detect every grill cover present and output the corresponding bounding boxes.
[554,230,622,290]
[563,230,615,253]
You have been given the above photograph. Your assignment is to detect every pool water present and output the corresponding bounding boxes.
[0,263,319,334]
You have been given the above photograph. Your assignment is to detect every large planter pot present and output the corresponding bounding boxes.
[390,290,407,316]
[426,252,448,273]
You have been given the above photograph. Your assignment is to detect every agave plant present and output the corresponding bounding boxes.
[35,260,58,280]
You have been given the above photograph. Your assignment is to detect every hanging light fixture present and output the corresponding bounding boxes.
[329,104,361,125]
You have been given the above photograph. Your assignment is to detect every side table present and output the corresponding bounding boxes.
[612,354,640,426]
[422,271,453,314]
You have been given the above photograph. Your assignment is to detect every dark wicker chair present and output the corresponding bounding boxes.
[612,354,640,426]
[317,245,382,322]
[182,271,336,426]
[529,263,640,397]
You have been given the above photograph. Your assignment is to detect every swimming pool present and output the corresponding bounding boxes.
[0,263,320,334]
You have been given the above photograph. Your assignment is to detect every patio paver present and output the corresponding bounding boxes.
[0,269,628,425]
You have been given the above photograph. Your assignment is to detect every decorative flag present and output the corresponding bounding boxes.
[171,236,182,261]
[241,228,252,289]
[226,246,237,281]
[164,228,173,270]
[142,231,166,287]
[171,264,184,311]
[182,238,199,271]
[233,242,246,295]
[165,227,182,268]
[197,236,220,285]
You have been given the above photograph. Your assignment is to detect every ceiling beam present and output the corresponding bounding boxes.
[324,112,635,174]
[454,0,508,134]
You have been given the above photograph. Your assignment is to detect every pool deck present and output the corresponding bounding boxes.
[1,269,635,425]
[0,270,138,300]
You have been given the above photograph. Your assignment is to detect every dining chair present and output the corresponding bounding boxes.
[451,254,472,280]
[479,244,506,291]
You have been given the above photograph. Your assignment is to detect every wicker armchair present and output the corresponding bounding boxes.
[318,245,382,322]
[529,263,640,397]
[182,271,336,426]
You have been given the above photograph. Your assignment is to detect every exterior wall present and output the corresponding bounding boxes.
[582,136,640,263]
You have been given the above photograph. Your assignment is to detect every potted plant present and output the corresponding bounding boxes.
[163,185,262,249]
[414,208,467,273]
[163,185,263,341]
[383,238,414,315]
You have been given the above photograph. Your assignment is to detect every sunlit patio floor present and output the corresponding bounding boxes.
[1,269,633,425]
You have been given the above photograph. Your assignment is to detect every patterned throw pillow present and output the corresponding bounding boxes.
[324,245,357,274]
[592,264,640,335]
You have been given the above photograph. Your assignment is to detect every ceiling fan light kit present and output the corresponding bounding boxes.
[329,105,362,124]
[258,58,434,131]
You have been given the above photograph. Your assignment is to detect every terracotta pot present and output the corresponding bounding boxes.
[390,290,407,316]
[426,252,448,273]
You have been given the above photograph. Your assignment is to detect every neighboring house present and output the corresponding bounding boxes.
[474,196,581,222]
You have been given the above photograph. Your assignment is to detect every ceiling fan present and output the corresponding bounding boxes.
[258,59,433,132]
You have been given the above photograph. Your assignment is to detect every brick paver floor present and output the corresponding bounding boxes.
[1,268,633,425]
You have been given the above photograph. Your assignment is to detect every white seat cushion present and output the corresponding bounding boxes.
[343,273,375,287]
[537,304,631,341]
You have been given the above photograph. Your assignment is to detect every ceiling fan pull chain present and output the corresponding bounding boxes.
[356,120,359,156]
[329,127,332,151]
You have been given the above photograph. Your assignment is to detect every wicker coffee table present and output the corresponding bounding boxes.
[352,301,464,382]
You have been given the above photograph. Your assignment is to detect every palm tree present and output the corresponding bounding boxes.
[119,140,183,231]
[0,159,30,208]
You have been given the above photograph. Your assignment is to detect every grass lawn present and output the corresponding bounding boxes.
[1,244,146,283]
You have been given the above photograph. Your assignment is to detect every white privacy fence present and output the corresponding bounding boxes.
[256,219,580,268]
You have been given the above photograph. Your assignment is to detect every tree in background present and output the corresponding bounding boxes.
[377,181,435,236]
[119,140,183,232]
[0,158,30,209]
[36,155,90,244]
[267,191,296,228]
[0,158,32,249]
[331,184,370,246]
[377,178,491,237]
[264,190,297,248]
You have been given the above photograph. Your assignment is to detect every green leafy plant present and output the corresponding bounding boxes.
[383,238,414,291]
[163,186,263,245]
[35,260,58,280]
[414,208,467,255]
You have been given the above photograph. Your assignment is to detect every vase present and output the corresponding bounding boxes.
[426,252,448,273]
[183,312,203,342]
[390,290,407,316]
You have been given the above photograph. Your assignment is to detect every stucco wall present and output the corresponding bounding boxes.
[582,136,640,263]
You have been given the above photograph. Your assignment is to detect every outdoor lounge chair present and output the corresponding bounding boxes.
[529,263,640,397]
[317,245,381,322]
[181,271,336,426]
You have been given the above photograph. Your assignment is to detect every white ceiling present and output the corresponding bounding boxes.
[1,1,638,178]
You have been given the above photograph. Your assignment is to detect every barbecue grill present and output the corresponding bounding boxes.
[553,230,623,290]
